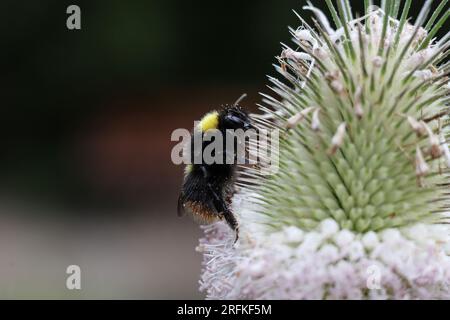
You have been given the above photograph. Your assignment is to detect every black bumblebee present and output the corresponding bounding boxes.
[177,96,254,242]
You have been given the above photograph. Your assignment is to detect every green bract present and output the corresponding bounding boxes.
[244,0,450,233]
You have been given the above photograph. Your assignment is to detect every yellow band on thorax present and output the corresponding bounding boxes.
[197,111,219,132]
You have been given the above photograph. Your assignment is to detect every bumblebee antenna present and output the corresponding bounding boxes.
[233,93,247,107]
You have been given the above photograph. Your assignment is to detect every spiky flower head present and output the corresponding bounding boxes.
[197,0,450,299]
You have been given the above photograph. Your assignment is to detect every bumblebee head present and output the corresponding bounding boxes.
[219,105,254,131]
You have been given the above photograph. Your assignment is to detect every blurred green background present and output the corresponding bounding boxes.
[0,0,443,298]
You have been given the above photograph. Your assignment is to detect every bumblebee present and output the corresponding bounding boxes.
[177,96,254,242]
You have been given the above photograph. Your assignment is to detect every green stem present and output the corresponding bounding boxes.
[325,0,342,29]
[394,0,412,48]
[424,0,448,31]
[336,0,356,60]
[420,10,450,50]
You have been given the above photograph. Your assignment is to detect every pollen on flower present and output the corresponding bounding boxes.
[328,122,347,155]
[311,108,321,131]
[281,48,312,62]
[354,86,364,119]
[294,29,315,44]
[415,146,429,177]
[406,116,427,137]
[285,106,316,129]
[423,124,443,159]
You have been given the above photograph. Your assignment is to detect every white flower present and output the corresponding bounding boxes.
[413,70,433,80]
[362,232,379,250]
[334,229,355,248]
[197,193,450,299]
[197,0,450,300]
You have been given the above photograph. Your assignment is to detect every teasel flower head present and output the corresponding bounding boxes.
[197,0,450,299]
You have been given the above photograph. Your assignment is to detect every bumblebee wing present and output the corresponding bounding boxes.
[177,193,186,217]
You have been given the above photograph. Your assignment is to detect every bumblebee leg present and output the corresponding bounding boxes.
[222,209,239,243]
[210,194,239,243]
[210,186,239,243]
[200,166,239,242]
